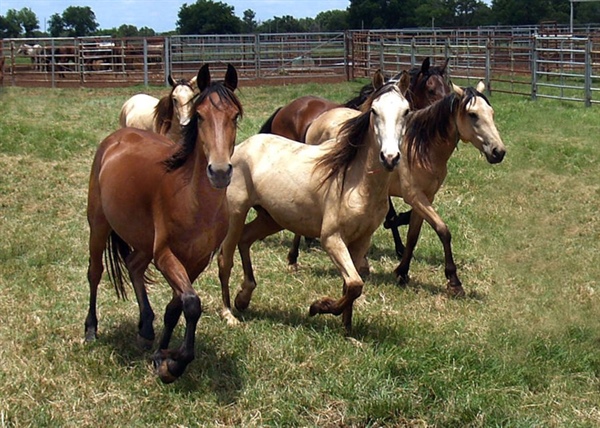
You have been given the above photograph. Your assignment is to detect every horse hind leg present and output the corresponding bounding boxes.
[85,214,111,342]
[124,250,155,350]
[235,206,283,312]
[287,233,302,270]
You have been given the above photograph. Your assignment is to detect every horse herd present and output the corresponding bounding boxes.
[86,60,506,383]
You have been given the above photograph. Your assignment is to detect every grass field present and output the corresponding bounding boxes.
[1,77,599,427]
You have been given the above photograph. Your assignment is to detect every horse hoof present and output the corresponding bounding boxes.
[234,294,250,312]
[447,285,465,298]
[221,309,241,326]
[84,329,97,343]
[137,334,154,351]
[309,297,335,316]
[155,359,178,384]
[396,273,410,286]
[288,263,299,272]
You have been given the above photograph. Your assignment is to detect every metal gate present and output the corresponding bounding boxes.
[532,35,596,106]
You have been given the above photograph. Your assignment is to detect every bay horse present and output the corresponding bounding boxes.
[119,75,197,143]
[389,81,506,297]
[85,64,242,383]
[218,73,411,333]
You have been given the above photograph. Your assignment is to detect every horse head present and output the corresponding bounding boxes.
[408,57,451,110]
[194,64,243,188]
[369,70,411,171]
[167,75,196,128]
[453,81,506,164]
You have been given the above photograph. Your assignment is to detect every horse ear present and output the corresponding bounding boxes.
[224,63,238,91]
[451,81,464,96]
[197,64,211,92]
[372,69,385,90]
[396,70,410,95]
[188,75,197,90]
[168,74,176,87]
[476,80,486,93]
[421,57,431,73]
[441,57,450,74]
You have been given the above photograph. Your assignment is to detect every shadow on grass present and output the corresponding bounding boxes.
[99,319,244,402]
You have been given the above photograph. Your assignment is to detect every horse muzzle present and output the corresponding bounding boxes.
[484,145,506,164]
[207,163,233,189]
[379,151,401,171]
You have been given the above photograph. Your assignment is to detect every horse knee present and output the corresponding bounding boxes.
[182,292,202,322]
[345,284,363,301]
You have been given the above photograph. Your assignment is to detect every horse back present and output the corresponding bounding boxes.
[119,94,159,130]
[270,96,340,142]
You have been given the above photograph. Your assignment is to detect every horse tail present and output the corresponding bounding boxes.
[104,232,130,300]
[258,107,282,134]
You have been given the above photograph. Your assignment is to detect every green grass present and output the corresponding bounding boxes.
[1,80,600,427]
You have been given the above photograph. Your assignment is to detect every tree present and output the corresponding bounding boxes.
[0,7,39,37]
[242,9,257,33]
[257,15,306,33]
[48,6,98,36]
[176,0,242,34]
[0,11,22,38]
[315,10,349,31]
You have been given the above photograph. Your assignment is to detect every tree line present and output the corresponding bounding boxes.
[2,0,600,38]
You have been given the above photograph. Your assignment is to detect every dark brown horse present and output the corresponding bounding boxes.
[85,64,242,383]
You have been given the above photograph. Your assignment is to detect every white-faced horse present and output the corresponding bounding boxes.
[119,75,197,142]
[17,43,45,71]
[218,73,411,333]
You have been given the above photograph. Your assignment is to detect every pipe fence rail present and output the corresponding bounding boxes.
[3,24,600,106]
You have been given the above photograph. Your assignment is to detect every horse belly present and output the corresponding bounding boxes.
[96,130,173,252]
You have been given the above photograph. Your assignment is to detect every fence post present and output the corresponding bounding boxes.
[486,37,492,95]
[531,36,537,101]
[410,37,416,66]
[143,38,148,86]
[51,38,56,89]
[379,35,384,71]
[255,34,261,80]
[584,38,592,107]
[164,37,170,86]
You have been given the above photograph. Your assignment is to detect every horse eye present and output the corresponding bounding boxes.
[403,110,409,117]
[468,112,478,120]
[370,108,378,117]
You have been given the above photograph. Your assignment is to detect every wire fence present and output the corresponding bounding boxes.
[3,24,600,106]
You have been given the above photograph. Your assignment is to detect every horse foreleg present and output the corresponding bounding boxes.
[399,194,464,297]
[309,233,364,333]
[152,250,201,384]
[235,207,283,311]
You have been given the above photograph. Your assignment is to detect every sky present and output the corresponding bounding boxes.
[0,0,352,33]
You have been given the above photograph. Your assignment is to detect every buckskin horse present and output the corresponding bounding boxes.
[217,72,411,333]
[390,81,506,297]
[119,75,197,143]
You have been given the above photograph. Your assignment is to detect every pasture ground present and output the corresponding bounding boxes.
[0,79,599,427]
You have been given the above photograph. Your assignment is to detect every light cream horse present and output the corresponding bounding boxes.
[119,75,196,142]
[390,81,506,296]
[218,73,411,332]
